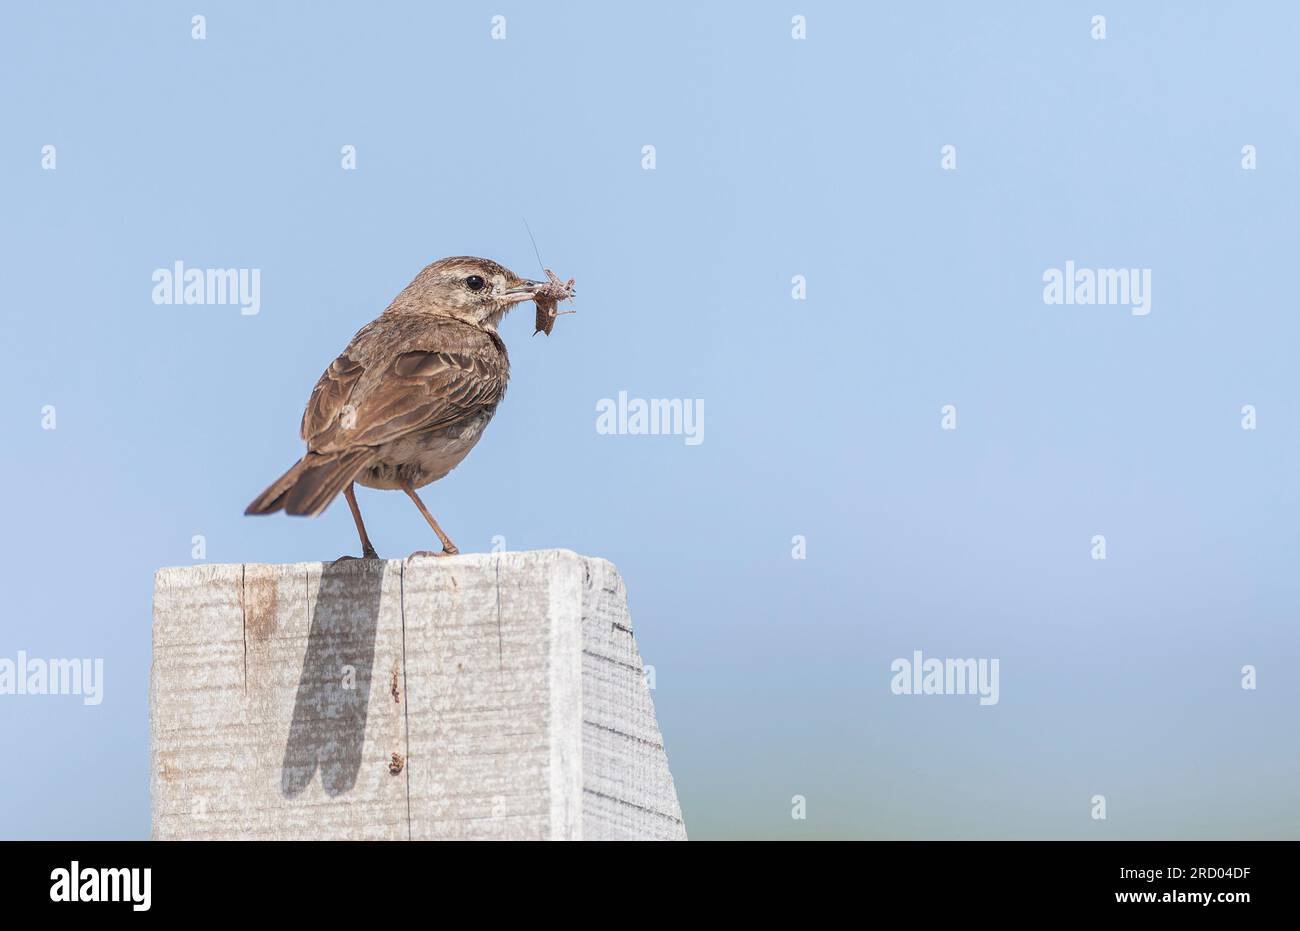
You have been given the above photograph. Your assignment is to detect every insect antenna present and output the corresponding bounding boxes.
[522,217,546,276]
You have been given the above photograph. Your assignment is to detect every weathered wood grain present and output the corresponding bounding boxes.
[151,550,685,840]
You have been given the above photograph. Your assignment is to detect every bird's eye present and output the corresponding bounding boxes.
[465,275,486,292]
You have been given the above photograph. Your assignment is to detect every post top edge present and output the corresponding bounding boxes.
[155,548,614,580]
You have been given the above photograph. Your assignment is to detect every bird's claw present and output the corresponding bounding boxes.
[405,546,458,563]
[332,552,380,564]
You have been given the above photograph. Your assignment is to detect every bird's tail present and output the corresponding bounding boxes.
[245,449,374,518]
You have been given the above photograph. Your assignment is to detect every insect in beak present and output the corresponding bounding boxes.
[531,269,576,337]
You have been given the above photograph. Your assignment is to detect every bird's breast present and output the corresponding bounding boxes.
[356,410,496,491]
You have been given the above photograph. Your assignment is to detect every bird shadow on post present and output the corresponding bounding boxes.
[281,559,385,798]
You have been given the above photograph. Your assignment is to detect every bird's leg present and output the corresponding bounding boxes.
[400,480,460,557]
[342,482,380,560]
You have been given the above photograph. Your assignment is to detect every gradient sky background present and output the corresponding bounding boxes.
[1,1,1297,839]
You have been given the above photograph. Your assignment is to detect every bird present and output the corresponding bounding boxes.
[245,256,557,559]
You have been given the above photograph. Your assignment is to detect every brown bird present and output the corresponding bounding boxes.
[246,256,568,559]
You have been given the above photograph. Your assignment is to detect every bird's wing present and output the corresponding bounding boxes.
[300,352,366,442]
[302,319,507,454]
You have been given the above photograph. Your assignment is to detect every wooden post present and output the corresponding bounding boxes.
[151,550,686,840]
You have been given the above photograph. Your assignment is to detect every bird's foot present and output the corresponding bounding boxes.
[405,546,458,562]
[333,547,380,564]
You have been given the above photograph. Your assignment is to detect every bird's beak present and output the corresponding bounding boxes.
[501,279,542,304]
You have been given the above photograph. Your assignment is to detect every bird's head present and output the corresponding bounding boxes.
[391,256,543,329]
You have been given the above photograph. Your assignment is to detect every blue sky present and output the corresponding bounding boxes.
[1,1,1297,839]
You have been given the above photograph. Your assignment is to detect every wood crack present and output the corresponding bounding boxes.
[399,560,412,841]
